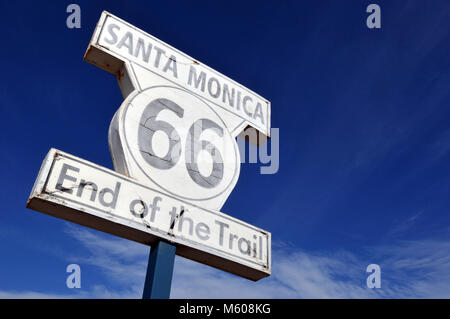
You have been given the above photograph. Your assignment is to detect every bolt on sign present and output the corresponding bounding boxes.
[27,11,271,281]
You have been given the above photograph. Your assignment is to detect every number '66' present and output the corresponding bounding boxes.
[138,98,224,188]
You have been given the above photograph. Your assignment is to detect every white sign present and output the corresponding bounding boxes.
[27,149,270,281]
[28,11,272,282]
[85,11,271,137]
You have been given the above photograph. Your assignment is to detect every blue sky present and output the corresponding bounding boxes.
[1,0,450,298]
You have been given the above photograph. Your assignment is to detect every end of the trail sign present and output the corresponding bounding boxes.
[27,149,271,281]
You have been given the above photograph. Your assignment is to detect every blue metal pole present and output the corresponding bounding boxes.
[142,240,176,299]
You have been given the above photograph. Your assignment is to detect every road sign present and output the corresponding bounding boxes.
[27,149,271,280]
[27,11,272,296]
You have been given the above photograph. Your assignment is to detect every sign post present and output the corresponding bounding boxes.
[27,11,272,299]
[143,241,176,299]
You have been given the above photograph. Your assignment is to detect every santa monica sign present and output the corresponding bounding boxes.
[85,12,270,137]
[27,11,271,283]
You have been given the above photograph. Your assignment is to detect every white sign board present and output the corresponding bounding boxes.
[85,11,271,138]
[28,11,272,283]
[27,149,271,281]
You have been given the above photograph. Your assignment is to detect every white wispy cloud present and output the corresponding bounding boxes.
[372,239,450,298]
[1,225,449,299]
[63,225,148,288]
